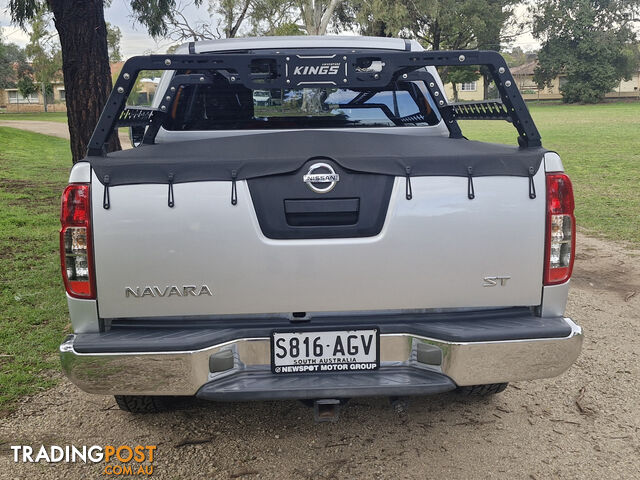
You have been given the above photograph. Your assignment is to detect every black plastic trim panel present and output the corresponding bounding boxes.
[73,308,573,353]
[248,159,394,239]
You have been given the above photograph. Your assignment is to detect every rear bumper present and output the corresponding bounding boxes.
[60,311,582,400]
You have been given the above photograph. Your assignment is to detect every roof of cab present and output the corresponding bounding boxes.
[188,36,422,53]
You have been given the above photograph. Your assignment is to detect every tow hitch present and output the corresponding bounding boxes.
[307,397,409,422]
[313,399,342,423]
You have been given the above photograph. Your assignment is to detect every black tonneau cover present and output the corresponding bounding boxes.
[88,130,547,187]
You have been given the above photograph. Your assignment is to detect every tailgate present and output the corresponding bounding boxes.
[91,164,546,319]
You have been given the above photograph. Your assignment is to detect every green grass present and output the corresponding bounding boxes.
[0,112,68,123]
[460,101,640,245]
[0,127,72,412]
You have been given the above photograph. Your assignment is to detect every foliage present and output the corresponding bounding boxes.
[0,37,31,89]
[24,9,62,108]
[250,0,300,35]
[106,22,123,62]
[502,46,535,68]
[128,0,204,37]
[271,21,305,35]
[16,76,37,102]
[336,0,519,51]
[335,0,400,36]
[531,0,640,103]
[212,0,252,37]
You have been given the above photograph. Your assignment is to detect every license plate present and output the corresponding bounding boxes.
[271,328,379,374]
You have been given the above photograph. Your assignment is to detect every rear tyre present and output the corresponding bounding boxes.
[456,383,508,396]
[114,395,174,413]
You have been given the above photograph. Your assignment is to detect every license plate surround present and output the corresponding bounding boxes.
[270,327,380,375]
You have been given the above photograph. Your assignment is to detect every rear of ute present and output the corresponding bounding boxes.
[59,38,582,407]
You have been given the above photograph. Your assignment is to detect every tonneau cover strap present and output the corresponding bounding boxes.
[528,166,537,199]
[467,166,475,200]
[231,170,238,206]
[102,175,110,210]
[168,173,175,208]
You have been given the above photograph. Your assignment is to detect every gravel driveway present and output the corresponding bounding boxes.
[1,234,638,479]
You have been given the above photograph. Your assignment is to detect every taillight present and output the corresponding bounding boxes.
[60,184,95,298]
[544,173,575,285]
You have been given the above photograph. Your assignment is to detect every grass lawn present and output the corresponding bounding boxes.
[460,101,640,245]
[0,112,68,123]
[0,127,71,412]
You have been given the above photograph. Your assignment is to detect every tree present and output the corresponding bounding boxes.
[531,0,640,103]
[9,0,214,163]
[335,0,399,37]
[250,0,301,35]
[212,0,253,37]
[441,65,481,101]
[162,1,220,41]
[502,46,532,68]
[366,0,515,51]
[0,37,30,89]
[161,0,300,41]
[25,10,62,112]
[298,0,343,35]
[17,76,38,104]
[106,22,122,62]
[9,0,126,162]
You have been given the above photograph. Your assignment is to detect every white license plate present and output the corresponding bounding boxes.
[271,329,379,374]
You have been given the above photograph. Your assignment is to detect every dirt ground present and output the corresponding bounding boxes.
[1,233,638,480]
[0,121,131,148]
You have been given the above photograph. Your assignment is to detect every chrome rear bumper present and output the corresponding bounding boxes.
[60,318,582,399]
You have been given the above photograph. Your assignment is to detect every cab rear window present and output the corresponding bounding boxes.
[163,74,441,131]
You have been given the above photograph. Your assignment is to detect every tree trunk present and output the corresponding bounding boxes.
[432,21,441,51]
[47,0,120,163]
[300,0,342,35]
[482,71,490,100]
[41,82,48,112]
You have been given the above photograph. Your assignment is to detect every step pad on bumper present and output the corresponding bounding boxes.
[196,366,456,401]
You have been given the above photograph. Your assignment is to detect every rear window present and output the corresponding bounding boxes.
[162,73,441,131]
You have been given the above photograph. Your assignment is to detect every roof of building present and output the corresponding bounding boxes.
[110,61,125,76]
[510,60,538,76]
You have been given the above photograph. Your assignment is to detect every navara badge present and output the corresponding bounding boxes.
[303,163,340,193]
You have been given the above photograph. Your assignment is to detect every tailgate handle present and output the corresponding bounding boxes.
[284,198,360,226]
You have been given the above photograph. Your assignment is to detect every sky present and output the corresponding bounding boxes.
[0,1,541,58]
